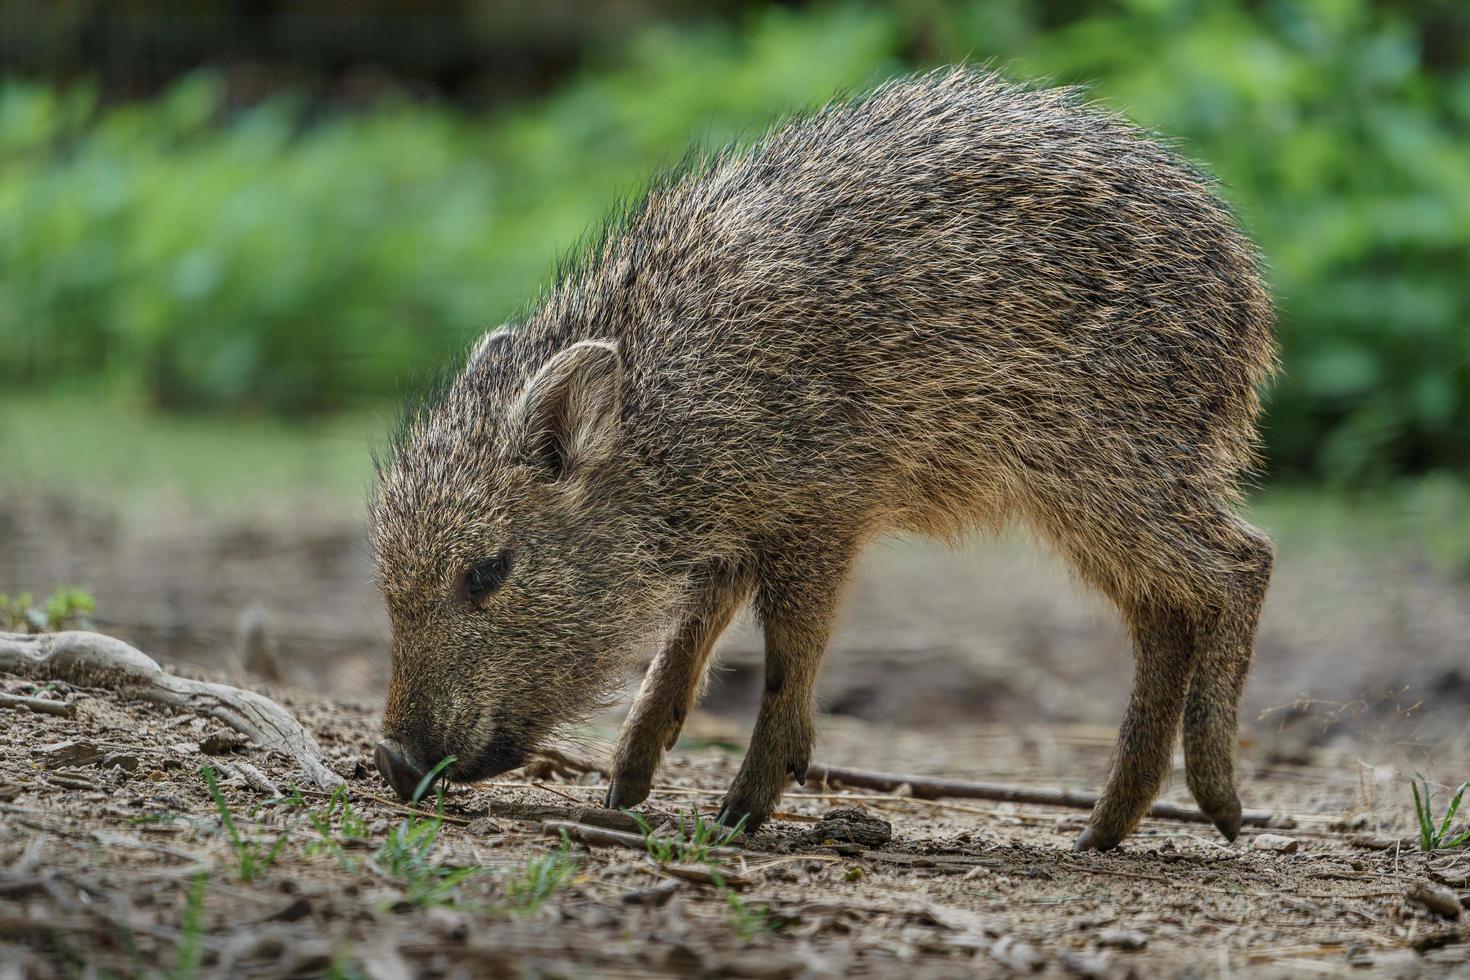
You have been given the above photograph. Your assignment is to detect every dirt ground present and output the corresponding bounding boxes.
[2,486,1470,977]
[1,664,1468,978]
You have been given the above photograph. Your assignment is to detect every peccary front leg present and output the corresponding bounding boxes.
[606,570,751,811]
[717,545,851,831]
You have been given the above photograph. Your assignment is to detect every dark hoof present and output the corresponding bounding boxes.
[1211,800,1243,843]
[716,806,763,834]
[605,780,650,811]
[375,739,429,803]
[1072,825,1120,853]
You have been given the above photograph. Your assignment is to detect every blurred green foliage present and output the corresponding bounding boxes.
[2,0,1467,480]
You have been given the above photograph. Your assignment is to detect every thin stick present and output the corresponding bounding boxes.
[655,863,754,889]
[363,793,473,826]
[807,763,1288,828]
[531,781,588,806]
[0,692,74,716]
[484,801,647,833]
[0,630,340,790]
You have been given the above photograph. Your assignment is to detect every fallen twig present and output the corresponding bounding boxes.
[483,801,646,833]
[807,763,1291,829]
[655,862,754,889]
[0,630,341,790]
[362,793,473,826]
[524,746,604,779]
[42,772,99,792]
[857,850,1004,869]
[0,692,74,716]
[222,759,282,795]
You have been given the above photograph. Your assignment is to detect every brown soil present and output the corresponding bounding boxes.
[2,665,1468,978]
[3,490,1470,976]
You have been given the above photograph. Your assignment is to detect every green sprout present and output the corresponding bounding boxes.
[503,832,581,914]
[1411,775,1470,851]
[201,765,289,882]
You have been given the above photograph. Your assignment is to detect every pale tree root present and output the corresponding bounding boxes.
[0,630,342,791]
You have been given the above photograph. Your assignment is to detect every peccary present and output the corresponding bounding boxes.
[371,68,1276,851]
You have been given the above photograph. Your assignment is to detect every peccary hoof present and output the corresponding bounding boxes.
[1211,802,1243,843]
[716,807,763,833]
[604,780,650,811]
[1072,825,1121,853]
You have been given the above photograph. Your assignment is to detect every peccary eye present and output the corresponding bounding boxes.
[464,550,513,602]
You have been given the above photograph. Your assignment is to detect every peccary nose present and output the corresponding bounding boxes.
[375,738,431,802]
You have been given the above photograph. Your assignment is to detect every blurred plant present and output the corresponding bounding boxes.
[170,872,209,980]
[43,587,96,631]
[3,0,1468,480]
[0,7,894,418]
[0,587,95,632]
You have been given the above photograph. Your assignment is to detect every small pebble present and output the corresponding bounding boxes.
[1096,928,1148,951]
[1252,833,1299,853]
[465,816,503,836]
[101,752,140,772]
[1058,949,1111,978]
[37,739,103,769]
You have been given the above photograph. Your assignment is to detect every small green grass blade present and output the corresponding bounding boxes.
[412,755,457,805]
[1436,781,1467,842]
[1412,777,1434,851]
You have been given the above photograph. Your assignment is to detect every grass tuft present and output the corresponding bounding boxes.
[503,832,581,914]
[1411,774,1470,851]
[170,872,209,979]
[373,781,476,908]
[201,765,289,882]
[626,807,744,865]
[624,808,778,939]
[304,785,371,866]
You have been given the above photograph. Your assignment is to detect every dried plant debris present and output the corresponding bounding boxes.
[1,663,1468,978]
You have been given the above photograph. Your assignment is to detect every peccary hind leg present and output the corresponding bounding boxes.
[1072,507,1274,852]
[717,545,850,831]
[1074,601,1198,851]
[1182,520,1274,841]
[607,567,752,810]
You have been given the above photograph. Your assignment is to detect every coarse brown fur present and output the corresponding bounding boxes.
[370,67,1277,851]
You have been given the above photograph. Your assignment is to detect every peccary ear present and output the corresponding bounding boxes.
[514,340,622,479]
[467,324,516,368]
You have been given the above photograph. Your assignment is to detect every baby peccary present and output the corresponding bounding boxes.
[371,68,1276,851]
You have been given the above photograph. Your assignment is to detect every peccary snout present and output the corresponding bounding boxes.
[373,737,430,802]
[375,729,530,802]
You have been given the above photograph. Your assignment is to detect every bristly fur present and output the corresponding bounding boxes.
[370,67,1277,851]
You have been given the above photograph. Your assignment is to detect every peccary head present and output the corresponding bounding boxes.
[370,332,680,800]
